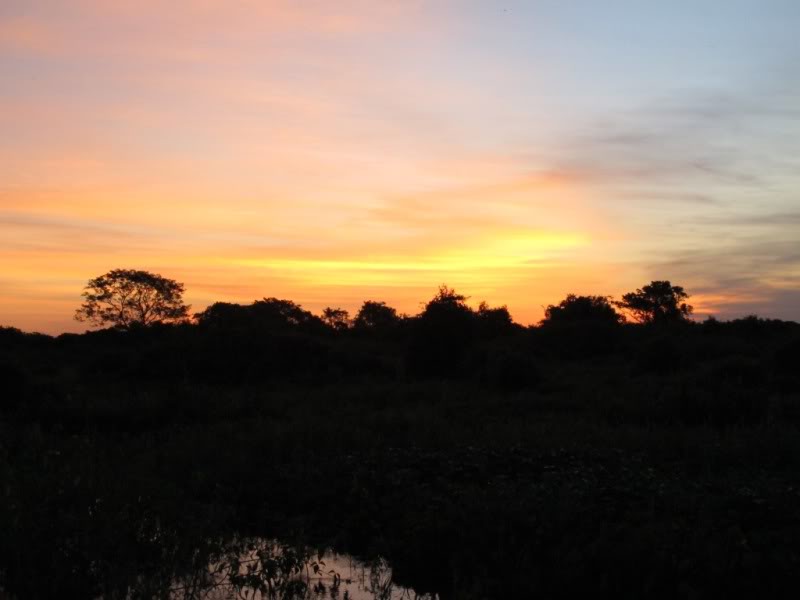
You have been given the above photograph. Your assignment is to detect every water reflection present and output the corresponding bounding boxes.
[167,538,436,600]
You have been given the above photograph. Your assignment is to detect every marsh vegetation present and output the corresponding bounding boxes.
[2,279,800,598]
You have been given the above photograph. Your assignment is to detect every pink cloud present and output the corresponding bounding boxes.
[0,16,64,54]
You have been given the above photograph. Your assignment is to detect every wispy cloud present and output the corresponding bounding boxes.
[1,1,799,332]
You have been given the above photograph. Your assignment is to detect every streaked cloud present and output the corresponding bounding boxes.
[1,1,798,332]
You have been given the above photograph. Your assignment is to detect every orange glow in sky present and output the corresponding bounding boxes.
[2,1,799,332]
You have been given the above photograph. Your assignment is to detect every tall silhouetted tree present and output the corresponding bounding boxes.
[542,294,623,326]
[322,307,351,331]
[75,269,190,329]
[353,301,401,332]
[476,301,517,338]
[616,281,692,324]
[407,286,476,377]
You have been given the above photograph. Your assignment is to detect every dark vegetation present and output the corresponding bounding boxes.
[2,271,800,598]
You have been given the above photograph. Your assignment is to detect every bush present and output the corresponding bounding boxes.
[0,361,30,413]
[773,337,800,377]
[634,336,685,375]
[480,347,540,391]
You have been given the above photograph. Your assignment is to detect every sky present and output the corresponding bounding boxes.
[1,0,799,333]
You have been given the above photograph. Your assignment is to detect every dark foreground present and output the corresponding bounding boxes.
[2,315,800,599]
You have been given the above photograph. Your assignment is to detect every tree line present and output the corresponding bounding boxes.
[73,268,695,331]
[2,266,799,421]
[1,267,794,393]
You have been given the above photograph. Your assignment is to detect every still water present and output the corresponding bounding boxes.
[166,539,436,600]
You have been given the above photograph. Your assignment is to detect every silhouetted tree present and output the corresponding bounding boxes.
[0,326,25,342]
[407,286,476,377]
[322,307,351,331]
[425,285,468,310]
[701,315,722,332]
[353,301,401,332]
[616,281,692,324]
[195,298,324,333]
[542,294,623,326]
[535,294,623,358]
[193,302,245,329]
[75,269,190,329]
[253,298,322,329]
[476,301,517,338]
[723,315,794,341]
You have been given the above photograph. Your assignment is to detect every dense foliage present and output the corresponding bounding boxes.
[616,280,693,324]
[75,269,190,329]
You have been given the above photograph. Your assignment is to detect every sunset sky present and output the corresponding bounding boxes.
[2,0,799,333]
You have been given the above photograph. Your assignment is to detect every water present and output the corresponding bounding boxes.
[166,538,436,600]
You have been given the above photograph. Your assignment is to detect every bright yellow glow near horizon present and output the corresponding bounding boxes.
[235,232,589,274]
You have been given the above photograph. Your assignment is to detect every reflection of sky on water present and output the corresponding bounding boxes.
[169,541,435,600]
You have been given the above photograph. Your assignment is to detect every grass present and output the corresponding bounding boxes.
[2,320,800,598]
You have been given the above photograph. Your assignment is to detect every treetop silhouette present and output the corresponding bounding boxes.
[195,298,324,333]
[353,300,401,332]
[615,280,693,324]
[73,271,702,333]
[322,307,351,331]
[75,269,190,329]
[542,294,623,326]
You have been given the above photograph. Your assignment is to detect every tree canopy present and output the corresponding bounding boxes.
[542,294,623,326]
[72,271,703,335]
[353,300,401,332]
[322,307,351,331]
[195,298,324,333]
[75,269,190,329]
[616,280,693,324]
